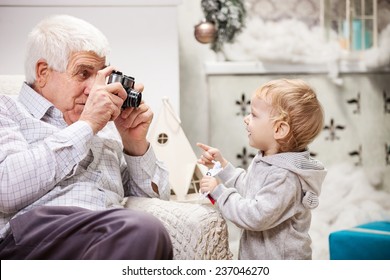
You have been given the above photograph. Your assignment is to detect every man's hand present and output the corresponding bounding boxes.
[114,83,153,156]
[80,66,127,134]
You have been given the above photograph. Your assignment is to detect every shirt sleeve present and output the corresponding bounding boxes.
[122,144,170,200]
[217,162,247,193]
[211,168,300,231]
[0,115,93,213]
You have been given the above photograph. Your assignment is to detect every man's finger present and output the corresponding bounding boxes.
[95,65,116,84]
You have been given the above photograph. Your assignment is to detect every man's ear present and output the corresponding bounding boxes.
[35,59,49,88]
[274,121,290,140]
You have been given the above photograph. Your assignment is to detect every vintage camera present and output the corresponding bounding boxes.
[108,70,142,108]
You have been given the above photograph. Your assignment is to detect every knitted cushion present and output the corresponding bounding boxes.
[125,196,232,260]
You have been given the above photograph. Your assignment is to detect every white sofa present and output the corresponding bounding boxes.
[0,75,233,260]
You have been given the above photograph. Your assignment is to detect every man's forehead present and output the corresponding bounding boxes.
[67,51,106,69]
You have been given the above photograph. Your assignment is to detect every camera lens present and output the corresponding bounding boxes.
[108,70,142,108]
[123,89,142,108]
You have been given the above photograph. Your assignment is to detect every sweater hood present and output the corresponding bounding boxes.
[255,151,327,209]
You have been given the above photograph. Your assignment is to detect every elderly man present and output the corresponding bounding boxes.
[0,14,172,260]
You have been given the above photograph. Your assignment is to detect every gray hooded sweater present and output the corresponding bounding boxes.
[211,150,327,260]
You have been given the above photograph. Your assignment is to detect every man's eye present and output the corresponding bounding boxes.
[79,70,90,79]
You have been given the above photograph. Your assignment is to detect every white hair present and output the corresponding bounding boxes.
[24,15,110,84]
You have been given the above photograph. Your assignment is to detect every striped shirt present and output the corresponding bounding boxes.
[0,83,169,239]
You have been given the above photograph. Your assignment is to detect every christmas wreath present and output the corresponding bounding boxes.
[200,0,246,52]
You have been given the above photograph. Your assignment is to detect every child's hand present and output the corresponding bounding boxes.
[197,142,228,169]
[200,176,219,194]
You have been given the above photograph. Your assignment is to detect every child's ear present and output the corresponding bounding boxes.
[274,121,290,140]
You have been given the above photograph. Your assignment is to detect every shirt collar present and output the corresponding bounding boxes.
[18,82,63,120]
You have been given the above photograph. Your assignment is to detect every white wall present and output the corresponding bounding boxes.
[0,0,181,116]
[177,0,217,147]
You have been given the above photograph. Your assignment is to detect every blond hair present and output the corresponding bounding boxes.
[255,79,324,152]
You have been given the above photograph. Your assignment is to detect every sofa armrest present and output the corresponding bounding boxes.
[125,196,233,260]
[0,75,25,96]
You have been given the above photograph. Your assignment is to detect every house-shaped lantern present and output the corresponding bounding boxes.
[148,97,207,201]
[320,0,378,52]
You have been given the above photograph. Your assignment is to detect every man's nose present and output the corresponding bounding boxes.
[84,78,95,95]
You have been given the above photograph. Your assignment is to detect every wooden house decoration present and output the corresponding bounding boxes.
[148,97,207,201]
